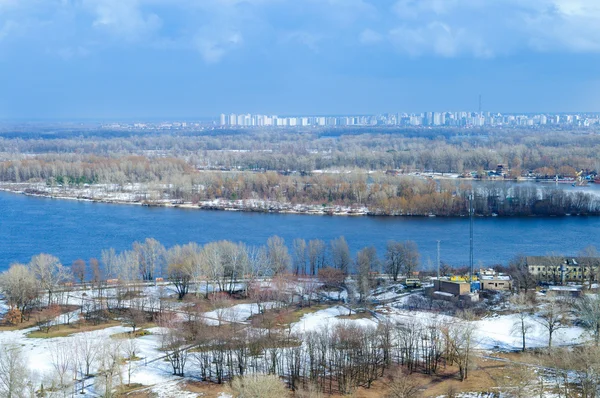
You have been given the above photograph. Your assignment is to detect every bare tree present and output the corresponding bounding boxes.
[330,236,351,275]
[444,313,477,381]
[308,239,326,276]
[356,246,378,303]
[122,307,147,334]
[386,241,420,281]
[386,241,402,281]
[579,245,600,289]
[115,250,140,288]
[133,237,166,281]
[89,257,103,297]
[122,337,139,386]
[28,253,71,306]
[266,236,291,275]
[576,293,600,345]
[400,241,420,277]
[385,369,421,398]
[545,252,565,285]
[231,374,289,398]
[292,238,308,275]
[508,255,537,293]
[167,244,197,300]
[0,343,29,398]
[162,327,189,377]
[75,333,101,378]
[318,267,346,301]
[101,248,118,280]
[495,363,538,398]
[510,293,534,352]
[200,241,225,297]
[0,263,39,322]
[72,259,86,285]
[564,345,600,398]
[49,341,74,396]
[96,340,123,398]
[536,300,568,349]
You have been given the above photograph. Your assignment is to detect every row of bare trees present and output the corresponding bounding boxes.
[0,235,421,326]
[158,309,477,395]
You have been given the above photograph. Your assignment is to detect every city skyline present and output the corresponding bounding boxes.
[219,111,600,128]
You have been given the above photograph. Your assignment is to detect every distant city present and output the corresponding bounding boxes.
[220,111,600,128]
[94,111,600,131]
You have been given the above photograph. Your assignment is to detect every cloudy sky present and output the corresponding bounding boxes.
[1,0,600,119]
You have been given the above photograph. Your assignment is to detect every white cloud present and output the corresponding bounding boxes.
[0,20,17,41]
[384,0,600,57]
[280,31,323,52]
[194,30,243,63]
[83,0,162,42]
[53,45,91,59]
[360,28,383,45]
[3,0,600,61]
[389,21,491,58]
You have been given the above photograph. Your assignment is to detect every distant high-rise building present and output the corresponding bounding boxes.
[220,114,226,126]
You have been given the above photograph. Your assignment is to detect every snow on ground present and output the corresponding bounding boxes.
[376,291,404,300]
[202,302,277,325]
[320,288,348,301]
[381,307,589,351]
[0,280,593,397]
[0,324,131,392]
[382,307,456,325]
[147,380,198,398]
[474,313,587,350]
[291,305,377,334]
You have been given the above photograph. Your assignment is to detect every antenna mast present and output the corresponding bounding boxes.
[469,193,474,284]
[437,240,441,279]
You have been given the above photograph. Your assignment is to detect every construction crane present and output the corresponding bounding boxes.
[574,169,588,186]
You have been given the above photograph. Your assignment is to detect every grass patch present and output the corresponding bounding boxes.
[248,303,330,329]
[115,383,145,396]
[111,327,154,340]
[26,319,121,339]
[0,305,79,331]
[337,312,373,320]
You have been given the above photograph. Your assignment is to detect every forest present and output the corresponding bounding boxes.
[1,126,600,216]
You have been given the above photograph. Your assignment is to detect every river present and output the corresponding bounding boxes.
[1,190,599,271]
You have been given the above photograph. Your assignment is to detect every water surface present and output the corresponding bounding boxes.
[1,191,598,270]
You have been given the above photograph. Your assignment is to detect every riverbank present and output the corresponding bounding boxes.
[2,181,599,217]
[0,183,370,216]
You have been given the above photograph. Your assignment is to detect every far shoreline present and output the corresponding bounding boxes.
[1,184,599,218]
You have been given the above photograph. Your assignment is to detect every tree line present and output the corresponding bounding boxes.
[2,127,600,174]
[0,236,421,322]
[3,156,600,215]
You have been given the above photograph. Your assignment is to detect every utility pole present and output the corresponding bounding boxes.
[469,193,474,284]
[437,240,441,279]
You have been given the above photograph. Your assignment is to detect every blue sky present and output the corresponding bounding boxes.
[1,0,600,119]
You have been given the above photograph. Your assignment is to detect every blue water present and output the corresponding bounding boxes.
[1,191,599,271]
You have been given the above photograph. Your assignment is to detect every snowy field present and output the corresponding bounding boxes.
[0,282,593,397]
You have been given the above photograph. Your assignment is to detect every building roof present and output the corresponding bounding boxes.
[480,275,511,281]
[526,256,600,267]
